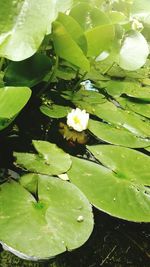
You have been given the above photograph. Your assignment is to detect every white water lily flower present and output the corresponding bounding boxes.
[67,108,89,132]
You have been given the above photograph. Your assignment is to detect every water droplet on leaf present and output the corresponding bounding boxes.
[77,215,84,222]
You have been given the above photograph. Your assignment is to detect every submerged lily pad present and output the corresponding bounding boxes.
[14,140,72,175]
[67,146,150,222]
[0,175,93,260]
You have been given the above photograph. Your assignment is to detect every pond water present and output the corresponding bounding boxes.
[0,98,149,267]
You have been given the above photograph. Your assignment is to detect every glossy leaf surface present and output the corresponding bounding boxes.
[14,140,72,175]
[89,119,150,148]
[68,147,150,222]
[69,91,150,139]
[118,97,150,119]
[40,104,71,119]
[0,176,93,259]
[0,86,31,130]
[0,1,53,61]
[52,21,90,71]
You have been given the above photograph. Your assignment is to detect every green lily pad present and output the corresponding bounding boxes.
[52,20,90,72]
[14,140,72,175]
[105,80,150,101]
[72,89,106,104]
[88,145,150,186]
[125,86,150,101]
[71,4,115,57]
[118,97,150,119]
[40,104,71,119]
[70,3,110,31]
[0,175,93,259]
[56,66,76,80]
[145,146,150,152]
[0,86,31,131]
[4,54,52,87]
[108,11,127,24]
[72,96,150,138]
[62,89,106,114]
[56,12,87,54]
[20,173,38,195]
[88,119,150,148]
[46,0,74,34]
[0,87,31,119]
[141,78,150,86]
[0,0,53,61]
[67,147,150,222]
[85,24,115,57]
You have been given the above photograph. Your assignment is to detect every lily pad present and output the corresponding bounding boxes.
[72,95,150,138]
[0,175,93,259]
[88,119,150,148]
[88,145,150,186]
[20,173,38,195]
[70,4,115,57]
[14,140,72,175]
[105,80,150,101]
[70,3,110,31]
[52,21,90,72]
[118,97,150,119]
[0,86,31,130]
[56,12,87,54]
[85,24,115,57]
[0,0,53,61]
[40,104,71,119]
[72,89,106,104]
[4,54,52,87]
[67,147,150,222]
[62,89,106,114]
[145,146,150,152]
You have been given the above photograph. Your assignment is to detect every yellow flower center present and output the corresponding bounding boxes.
[73,116,81,124]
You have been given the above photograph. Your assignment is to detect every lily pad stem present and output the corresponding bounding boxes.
[38,55,59,97]
[0,58,4,72]
[73,71,88,92]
